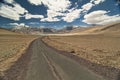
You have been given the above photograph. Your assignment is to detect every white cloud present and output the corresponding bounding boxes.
[41,8,82,22]
[63,9,82,22]
[61,0,105,23]
[9,23,25,26]
[1,0,44,20]
[28,0,71,12]
[9,23,19,26]
[28,0,72,22]
[0,4,20,20]
[25,13,44,19]
[82,3,93,11]
[28,0,42,5]
[81,0,105,12]
[9,23,30,29]
[19,23,25,26]
[40,0,82,22]
[43,0,71,12]
[4,0,14,4]
[97,15,120,25]
[41,17,60,22]
[62,0,105,23]
[0,0,28,21]
[83,10,120,25]
[28,0,105,23]
[41,9,64,22]
[13,3,28,14]
[84,10,108,19]
[1,0,107,23]
[91,0,105,5]
[47,10,64,18]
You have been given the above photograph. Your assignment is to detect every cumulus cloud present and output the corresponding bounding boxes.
[41,9,64,22]
[62,0,105,22]
[13,3,28,14]
[0,0,28,21]
[28,0,71,20]
[0,4,20,20]
[1,0,45,21]
[47,10,64,18]
[28,0,71,12]
[25,13,44,19]
[82,10,120,25]
[82,3,93,11]
[37,0,72,22]
[19,23,25,26]
[28,0,42,5]
[9,23,19,26]
[42,0,81,22]
[0,0,106,23]
[9,23,30,28]
[9,23,25,26]
[41,8,82,22]
[81,0,105,13]
[41,17,60,22]
[91,0,105,5]
[28,0,72,22]
[27,0,105,22]
[4,0,14,3]
[63,9,82,22]
[97,15,120,25]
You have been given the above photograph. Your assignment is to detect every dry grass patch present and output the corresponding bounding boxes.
[43,34,120,69]
[0,29,38,76]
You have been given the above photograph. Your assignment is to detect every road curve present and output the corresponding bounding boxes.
[24,38,106,80]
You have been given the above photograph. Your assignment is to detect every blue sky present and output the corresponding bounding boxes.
[0,0,120,28]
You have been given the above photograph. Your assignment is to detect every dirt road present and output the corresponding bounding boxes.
[24,38,106,80]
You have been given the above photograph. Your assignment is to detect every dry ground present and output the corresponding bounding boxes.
[43,34,120,69]
[0,29,37,76]
[43,23,120,69]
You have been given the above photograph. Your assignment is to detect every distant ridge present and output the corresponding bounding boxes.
[11,26,56,34]
[0,28,17,35]
[66,22,120,35]
[99,23,120,31]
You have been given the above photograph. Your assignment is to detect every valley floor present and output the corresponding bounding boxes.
[43,34,120,70]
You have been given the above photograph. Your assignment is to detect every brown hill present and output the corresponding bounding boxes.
[0,28,37,77]
[67,23,120,35]
[0,28,16,35]
[98,23,120,33]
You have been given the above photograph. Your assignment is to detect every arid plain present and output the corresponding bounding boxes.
[0,29,37,76]
[43,23,120,69]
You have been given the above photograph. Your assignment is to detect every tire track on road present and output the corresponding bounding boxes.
[25,38,106,80]
[42,53,63,80]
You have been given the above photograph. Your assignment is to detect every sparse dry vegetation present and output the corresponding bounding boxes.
[0,29,38,76]
[43,23,120,69]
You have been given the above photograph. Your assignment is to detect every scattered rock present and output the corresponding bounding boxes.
[70,50,75,53]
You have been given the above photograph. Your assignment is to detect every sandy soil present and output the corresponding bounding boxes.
[1,38,119,80]
[43,34,120,69]
[0,29,38,76]
[42,23,120,69]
